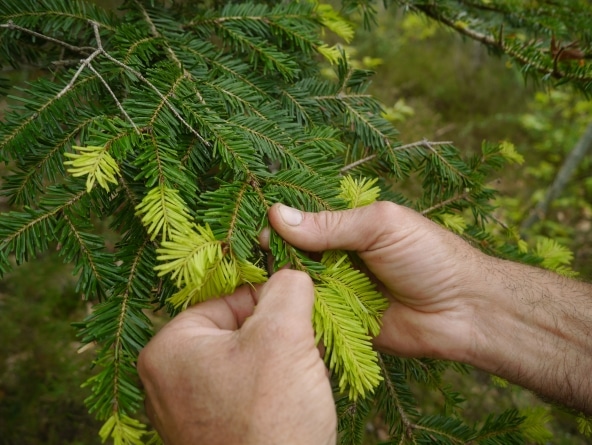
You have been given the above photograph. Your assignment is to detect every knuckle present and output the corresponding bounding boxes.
[371,200,400,219]
[273,268,313,286]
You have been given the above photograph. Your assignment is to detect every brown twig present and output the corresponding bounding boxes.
[340,139,453,174]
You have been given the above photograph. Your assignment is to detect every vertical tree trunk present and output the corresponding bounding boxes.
[521,122,592,231]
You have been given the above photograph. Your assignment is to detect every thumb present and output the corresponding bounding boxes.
[268,201,405,253]
[249,269,315,336]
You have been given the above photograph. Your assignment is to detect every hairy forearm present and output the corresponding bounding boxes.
[467,255,592,414]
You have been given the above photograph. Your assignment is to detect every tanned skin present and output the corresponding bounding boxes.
[139,202,592,444]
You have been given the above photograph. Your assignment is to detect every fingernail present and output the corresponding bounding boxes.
[278,204,303,226]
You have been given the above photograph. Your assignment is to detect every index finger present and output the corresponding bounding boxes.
[170,283,261,333]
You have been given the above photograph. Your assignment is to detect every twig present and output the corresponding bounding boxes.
[339,67,354,94]
[340,153,378,174]
[87,63,139,134]
[340,139,453,174]
[0,21,95,55]
[132,0,182,69]
[51,59,85,67]
[413,5,592,84]
[423,139,470,182]
[4,19,210,146]
[55,48,101,100]
[378,355,420,444]
[421,190,470,215]
[88,21,210,146]
[400,139,452,150]
[101,50,209,145]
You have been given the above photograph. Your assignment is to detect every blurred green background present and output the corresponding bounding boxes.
[1,1,590,444]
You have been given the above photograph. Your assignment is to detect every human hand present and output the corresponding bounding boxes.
[266,202,485,363]
[138,270,337,445]
[264,203,592,415]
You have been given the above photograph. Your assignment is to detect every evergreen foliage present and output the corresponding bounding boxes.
[0,0,590,443]
[385,0,592,95]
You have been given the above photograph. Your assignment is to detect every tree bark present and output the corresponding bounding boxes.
[521,122,592,231]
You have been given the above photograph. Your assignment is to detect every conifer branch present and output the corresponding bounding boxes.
[1,19,209,145]
[412,424,465,444]
[148,72,185,126]
[180,43,271,100]
[225,181,249,251]
[0,20,95,54]
[87,63,139,133]
[131,0,182,69]
[213,25,298,79]
[315,93,373,101]
[202,80,266,118]
[339,67,355,94]
[88,20,209,146]
[280,88,314,124]
[423,140,470,182]
[123,36,158,64]
[0,74,97,152]
[193,14,305,26]
[378,355,417,438]
[266,177,337,210]
[100,49,209,145]
[420,191,470,215]
[61,213,105,289]
[0,189,86,249]
[249,176,269,211]
[55,48,101,100]
[111,240,150,406]
[413,4,592,84]
[118,176,141,207]
[8,116,99,205]
[340,140,453,173]
[0,1,559,441]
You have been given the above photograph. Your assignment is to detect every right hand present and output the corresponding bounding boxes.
[266,202,487,363]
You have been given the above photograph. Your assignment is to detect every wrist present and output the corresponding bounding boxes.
[460,254,592,414]
[458,254,525,372]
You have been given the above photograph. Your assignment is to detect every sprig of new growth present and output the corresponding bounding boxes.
[0,1,398,441]
[0,1,565,444]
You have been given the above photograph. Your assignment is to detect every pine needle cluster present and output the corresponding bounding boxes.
[1,0,590,444]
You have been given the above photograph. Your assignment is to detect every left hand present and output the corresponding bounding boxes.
[138,269,337,445]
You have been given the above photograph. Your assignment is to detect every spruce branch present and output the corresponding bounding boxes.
[1,19,206,144]
[130,0,182,69]
[61,213,106,290]
[87,63,139,133]
[412,4,592,85]
[0,75,97,153]
[122,36,158,64]
[420,191,470,215]
[378,355,418,439]
[113,239,150,361]
[0,20,95,54]
[0,1,560,442]
[6,115,99,206]
[338,66,355,95]
[100,47,209,146]
[0,189,85,251]
[340,140,453,173]
[55,49,101,100]
[179,41,271,100]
